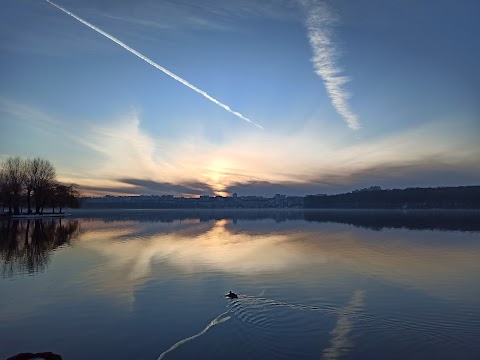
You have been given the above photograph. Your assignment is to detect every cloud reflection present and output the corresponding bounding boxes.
[76,216,480,306]
[80,219,324,280]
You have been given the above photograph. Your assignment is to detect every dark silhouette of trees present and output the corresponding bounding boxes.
[28,158,56,214]
[0,157,24,214]
[0,157,81,215]
[304,186,480,209]
[0,168,8,213]
[24,158,55,214]
[51,183,80,213]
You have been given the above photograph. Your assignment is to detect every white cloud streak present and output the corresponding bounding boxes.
[44,0,263,129]
[303,1,360,129]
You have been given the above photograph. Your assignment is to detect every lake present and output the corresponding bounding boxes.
[1,209,479,360]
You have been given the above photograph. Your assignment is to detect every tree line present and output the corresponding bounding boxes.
[0,157,80,215]
[304,186,480,209]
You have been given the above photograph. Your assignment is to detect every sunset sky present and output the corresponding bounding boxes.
[1,0,479,197]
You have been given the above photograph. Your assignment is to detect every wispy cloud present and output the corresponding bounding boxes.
[118,178,214,196]
[3,99,479,197]
[89,0,298,36]
[302,1,360,129]
[57,113,480,196]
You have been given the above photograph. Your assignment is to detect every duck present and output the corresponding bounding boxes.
[225,291,238,299]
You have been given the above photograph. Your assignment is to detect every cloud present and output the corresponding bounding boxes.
[302,0,360,129]
[89,0,297,32]
[118,178,214,195]
[68,114,480,196]
[3,99,479,197]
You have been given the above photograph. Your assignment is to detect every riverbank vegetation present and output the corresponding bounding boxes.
[0,157,80,215]
[304,186,480,209]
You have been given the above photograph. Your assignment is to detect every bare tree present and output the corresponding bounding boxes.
[24,159,37,214]
[51,183,79,213]
[29,158,56,214]
[0,157,26,215]
[0,167,7,213]
[1,157,81,216]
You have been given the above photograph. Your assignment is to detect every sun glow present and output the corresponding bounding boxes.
[203,159,235,196]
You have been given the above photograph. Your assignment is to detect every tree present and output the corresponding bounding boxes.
[24,158,38,214]
[29,158,56,214]
[51,183,80,213]
[0,157,25,214]
[0,168,8,213]
[1,157,81,215]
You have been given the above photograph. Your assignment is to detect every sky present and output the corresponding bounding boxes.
[1,0,479,197]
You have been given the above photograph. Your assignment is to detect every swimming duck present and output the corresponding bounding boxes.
[225,291,238,299]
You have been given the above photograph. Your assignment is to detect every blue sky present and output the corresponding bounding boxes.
[1,0,479,196]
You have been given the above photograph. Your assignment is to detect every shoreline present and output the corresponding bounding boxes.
[0,213,71,220]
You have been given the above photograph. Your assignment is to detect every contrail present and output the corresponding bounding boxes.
[44,0,263,129]
[302,0,360,130]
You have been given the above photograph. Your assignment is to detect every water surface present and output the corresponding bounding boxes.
[1,210,479,359]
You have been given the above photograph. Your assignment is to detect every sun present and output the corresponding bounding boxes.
[203,159,234,197]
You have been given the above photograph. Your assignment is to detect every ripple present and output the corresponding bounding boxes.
[224,292,365,360]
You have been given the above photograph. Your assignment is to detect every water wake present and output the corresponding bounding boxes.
[156,311,230,360]
[233,294,337,314]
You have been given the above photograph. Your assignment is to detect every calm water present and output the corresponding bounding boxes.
[1,210,479,360]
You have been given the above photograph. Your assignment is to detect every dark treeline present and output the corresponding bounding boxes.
[0,157,80,215]
[305,186,480,209]
[0,219,81,276]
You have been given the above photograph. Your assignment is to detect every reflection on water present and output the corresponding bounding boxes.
[322,290,365,360]
[0,219,81,277]
[71,208,480,231]
[75,212,480,304]
[0,210,479,360]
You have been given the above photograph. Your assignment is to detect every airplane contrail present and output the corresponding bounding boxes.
[44,0,263,129]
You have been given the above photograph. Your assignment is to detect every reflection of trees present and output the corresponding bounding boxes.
[304,210,480,231]
[0,219,81,277]
[72,209,480,232]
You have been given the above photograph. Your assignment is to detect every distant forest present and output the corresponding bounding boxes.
[304,186,480,209]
